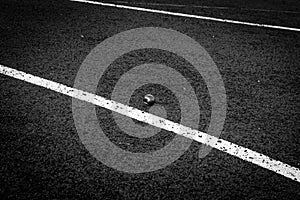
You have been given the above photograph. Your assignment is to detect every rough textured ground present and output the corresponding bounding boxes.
[0,0,299,199]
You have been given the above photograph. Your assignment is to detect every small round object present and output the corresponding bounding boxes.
[143,94,155,106]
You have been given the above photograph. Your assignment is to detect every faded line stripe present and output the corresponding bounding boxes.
[110,1,300,14]
[0,64,299,182]
[69,0,300,32]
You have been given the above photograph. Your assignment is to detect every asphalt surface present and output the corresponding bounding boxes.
[0,0,299,199]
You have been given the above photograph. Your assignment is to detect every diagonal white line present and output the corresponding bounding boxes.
[69,0,300,32]
[0,64,299,182]
[110,1,300,14]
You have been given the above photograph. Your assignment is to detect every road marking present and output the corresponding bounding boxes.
[111,1,300,14]
[70,0,300,32]
[1,64,299,182]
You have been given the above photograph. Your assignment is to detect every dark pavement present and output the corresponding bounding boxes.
[0,0,299,199]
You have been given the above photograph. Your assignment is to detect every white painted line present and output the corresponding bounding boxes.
[111,1,300,14]
[1,64,299,182]
[69,0,300,32]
